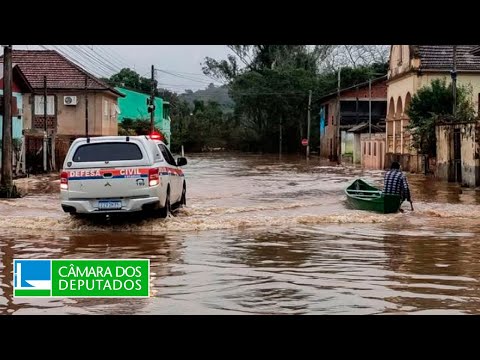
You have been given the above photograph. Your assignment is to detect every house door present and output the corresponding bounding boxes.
[453,129,462,183]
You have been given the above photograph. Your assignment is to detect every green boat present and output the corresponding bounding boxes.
[345,179,402,214]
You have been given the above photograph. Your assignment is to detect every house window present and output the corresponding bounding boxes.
[374,143,377,156]
[111,103,117,119]
[363,142,366,155]
[368,142,371,155]
[104,100,109,117]
[34,95,55,115]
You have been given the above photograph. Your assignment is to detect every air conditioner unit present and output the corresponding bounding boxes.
[64,96,78,106]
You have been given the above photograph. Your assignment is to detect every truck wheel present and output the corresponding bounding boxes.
[180,185,186,207]
[159,189,171,218]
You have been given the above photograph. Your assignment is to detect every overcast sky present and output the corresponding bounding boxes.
[15,45,233,93]
[108,45,232,91]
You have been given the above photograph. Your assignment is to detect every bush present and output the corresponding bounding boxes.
[407,79,476,157]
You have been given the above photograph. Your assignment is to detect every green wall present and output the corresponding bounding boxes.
[115,87,171,145]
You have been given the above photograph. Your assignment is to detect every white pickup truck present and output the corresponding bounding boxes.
[60,135,187,218]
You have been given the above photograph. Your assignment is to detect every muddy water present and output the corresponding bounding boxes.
[2,153,480,314]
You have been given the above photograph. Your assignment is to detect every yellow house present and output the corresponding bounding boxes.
[386,45,480,172]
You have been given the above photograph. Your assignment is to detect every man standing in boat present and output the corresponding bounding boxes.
[384,161,413,211]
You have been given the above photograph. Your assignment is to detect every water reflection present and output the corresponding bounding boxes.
[2,154,480,314]
[229,232,311,269]
[0,231,186,314]
[381,226,480,314]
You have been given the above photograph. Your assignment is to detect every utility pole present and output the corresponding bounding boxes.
[1,45,13,194]
[150,65,155,134]
[355,86,359,125]
[279,116,283,159]
[336,68,341,164]
[452,45,457,117]
[306,90,312,159]
[319,107,323,158]
[369,78,372,138]
[85,75,89,137]
[43,76,48,172]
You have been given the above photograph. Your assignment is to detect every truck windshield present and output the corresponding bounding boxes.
[72,143,143,162]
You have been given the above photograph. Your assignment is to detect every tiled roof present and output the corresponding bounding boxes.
[0,50,123,96]
[415,45,480,71]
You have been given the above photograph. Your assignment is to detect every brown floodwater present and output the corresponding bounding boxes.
[1,153,480,314]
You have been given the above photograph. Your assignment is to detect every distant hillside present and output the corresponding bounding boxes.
[179,84,234,112]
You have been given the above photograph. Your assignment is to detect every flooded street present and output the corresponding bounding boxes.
[2,153,480,314]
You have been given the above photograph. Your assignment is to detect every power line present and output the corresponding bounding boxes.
[161,69,209,77]
[160,69,224,84]
[38,46,221,88]
[66,45,120,75]
[41,45,132,78]
[74,45,123,73]
[34,46,341,101]
[39,45,113,78]
[162,68,227,85]
[158,83,205,88]
[156,69,214,85]
[91,45,130,70]
[101,46,132,68]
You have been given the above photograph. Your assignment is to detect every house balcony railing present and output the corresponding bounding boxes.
[33,116,56,130]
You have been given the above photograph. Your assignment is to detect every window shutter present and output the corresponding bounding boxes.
[47,96,55,115]
[34,95,44,115]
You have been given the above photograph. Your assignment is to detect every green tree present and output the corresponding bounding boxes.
[407,79,476,156]
[104,68,159,96]
[118,118,165,141]
[203,45,388,153]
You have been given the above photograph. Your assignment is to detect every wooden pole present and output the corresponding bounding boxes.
[369,78,372,139]
[1,45,13,191]
[43,76,48,172]
[85,75,89,137]
[150,65,155,133]
[279,116,283,159]
[306,90,312,159]
[336,68,341,164]
[452,45,457,116]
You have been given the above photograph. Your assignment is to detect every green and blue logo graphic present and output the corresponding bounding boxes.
[14,259,150,298]
[14,260,52,297]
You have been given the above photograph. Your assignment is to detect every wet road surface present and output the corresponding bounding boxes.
[1,153,480,314]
